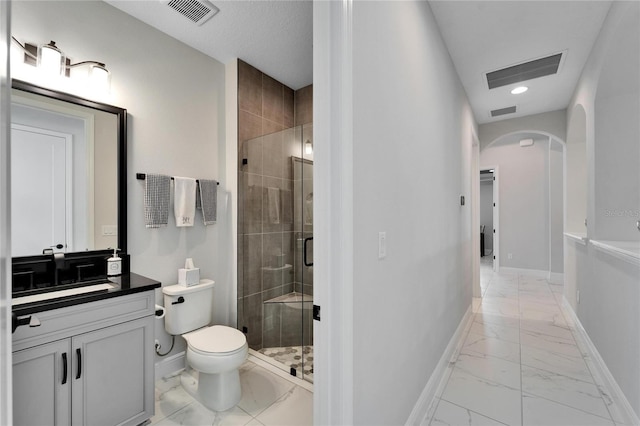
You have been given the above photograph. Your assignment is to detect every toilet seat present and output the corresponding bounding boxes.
[184,325,246,355]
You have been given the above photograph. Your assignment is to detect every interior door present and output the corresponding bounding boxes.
[11,124,71,256]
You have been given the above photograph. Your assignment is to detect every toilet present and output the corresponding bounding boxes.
[162,279,248,411]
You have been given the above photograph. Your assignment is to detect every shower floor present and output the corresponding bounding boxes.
[258,345,314,382]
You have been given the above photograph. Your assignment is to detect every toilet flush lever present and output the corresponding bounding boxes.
[172,296,185,305]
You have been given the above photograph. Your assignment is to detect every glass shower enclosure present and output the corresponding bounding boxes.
[238,123,314,382]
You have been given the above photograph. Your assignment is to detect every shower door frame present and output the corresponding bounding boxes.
[238,124,314,382]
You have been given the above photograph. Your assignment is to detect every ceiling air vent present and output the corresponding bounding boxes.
[164,0,219,26]
[486,53,563,89]
[490,106,517,117]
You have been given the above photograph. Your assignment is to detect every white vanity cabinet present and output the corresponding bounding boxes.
[13,339,71,425]
[12,290,155,426]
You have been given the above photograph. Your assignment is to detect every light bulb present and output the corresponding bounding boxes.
[89,64,110,93]
[39,41,64,76]
[510,86,528,95]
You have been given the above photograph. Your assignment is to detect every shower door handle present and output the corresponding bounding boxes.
[303,237,314,267]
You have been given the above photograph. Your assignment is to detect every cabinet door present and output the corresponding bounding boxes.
[13,339,72,426]
[71,316,154,426]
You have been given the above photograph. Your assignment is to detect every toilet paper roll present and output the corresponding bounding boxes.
[154,304,166,319]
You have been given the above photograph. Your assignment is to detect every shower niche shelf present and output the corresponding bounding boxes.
[264,292,313,310]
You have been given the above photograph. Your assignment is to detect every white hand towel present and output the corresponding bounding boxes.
[173,177,196,227]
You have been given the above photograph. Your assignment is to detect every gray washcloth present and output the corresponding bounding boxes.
[196,179,218,225]
[144,174,170,228]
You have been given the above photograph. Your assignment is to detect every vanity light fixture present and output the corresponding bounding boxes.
[12,37,111,91]
[304,140,313,155]
[510,86,528,95]
[68,60,111,91]
[38,41,65,76]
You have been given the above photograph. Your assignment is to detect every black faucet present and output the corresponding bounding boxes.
[43,245,65,285]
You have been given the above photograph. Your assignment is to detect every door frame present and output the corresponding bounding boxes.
[480,165,499,272]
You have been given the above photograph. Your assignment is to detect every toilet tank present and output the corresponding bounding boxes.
[162,279,215,335]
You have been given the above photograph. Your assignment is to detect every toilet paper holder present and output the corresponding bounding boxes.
[154,304,165,319]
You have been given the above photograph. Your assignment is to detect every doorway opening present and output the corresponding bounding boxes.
[480,167,498,274]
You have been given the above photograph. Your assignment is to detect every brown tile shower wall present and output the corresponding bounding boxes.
[295,84,313,126]
[237,60,313,350]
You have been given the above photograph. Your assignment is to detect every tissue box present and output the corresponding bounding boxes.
[179,268,200,286]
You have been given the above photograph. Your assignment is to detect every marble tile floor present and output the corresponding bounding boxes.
[151,358,312,426]
[425,259,629,426]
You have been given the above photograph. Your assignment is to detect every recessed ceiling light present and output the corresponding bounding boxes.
[511,86,528,95]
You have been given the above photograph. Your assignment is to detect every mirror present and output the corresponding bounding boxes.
[10,79,127,258]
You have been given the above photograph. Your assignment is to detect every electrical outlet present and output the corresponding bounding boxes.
[508,253,513,260]
[102,225,117,236]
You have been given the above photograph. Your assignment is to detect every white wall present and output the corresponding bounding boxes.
[565,104,588,234]
[592,0,639,242]
[564,1,640,418]
[478,110,566,151]
[314,1,475,424]
[481,135,551,271]
[12,1,231,361]
[549,141,563,275]
[480,181,493,253]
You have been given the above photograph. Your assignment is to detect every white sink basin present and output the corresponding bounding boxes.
[12,283,115,306]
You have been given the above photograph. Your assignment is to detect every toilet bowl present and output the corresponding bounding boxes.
[183,325,248,411]
[162,280,248,411]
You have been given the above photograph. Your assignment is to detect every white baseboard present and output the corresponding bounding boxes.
[548,272,564,285]
[405,305,474,425]
[155,351,186,380]
[498,266,548,278]
[561,299,640,425]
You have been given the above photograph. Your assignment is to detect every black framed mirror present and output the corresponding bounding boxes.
[11,79,127,290]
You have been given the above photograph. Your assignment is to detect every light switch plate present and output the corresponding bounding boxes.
[378,232,386,259]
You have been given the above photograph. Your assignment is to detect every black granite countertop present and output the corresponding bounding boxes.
[12,273,161,317]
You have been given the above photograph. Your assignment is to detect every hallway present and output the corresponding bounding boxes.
[424,259,628,426]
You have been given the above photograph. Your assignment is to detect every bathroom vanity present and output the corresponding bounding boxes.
[8,79,160,425]
[12,273,160,426]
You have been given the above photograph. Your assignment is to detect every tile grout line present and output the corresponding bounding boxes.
[437,397,511,426]
[470,268,624,426]
[520,390,619,423]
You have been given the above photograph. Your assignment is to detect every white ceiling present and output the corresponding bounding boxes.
[428,1,612,124]
[104,0,313,90]
[105,1,612,124]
